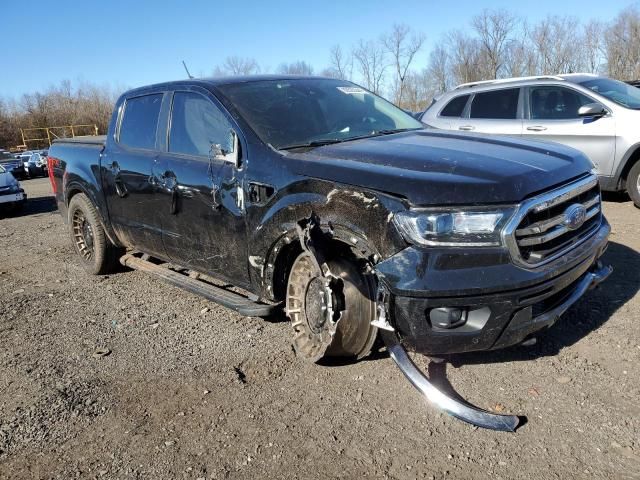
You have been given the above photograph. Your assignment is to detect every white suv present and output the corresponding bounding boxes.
[422,74,640,207]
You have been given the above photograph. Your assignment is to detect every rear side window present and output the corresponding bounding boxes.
[470,88,519,119]
[169,92,233,156]
[440,95,470,117]
[119,94,163,150]
[530,86,593,120]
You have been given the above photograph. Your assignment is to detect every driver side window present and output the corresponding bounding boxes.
[169,92,233,157]
[530,86,593,120]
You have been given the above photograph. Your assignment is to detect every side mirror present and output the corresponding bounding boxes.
[578,103,607,118]
[212,130,240,167]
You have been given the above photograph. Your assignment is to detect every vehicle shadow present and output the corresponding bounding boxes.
[446,241,639,367]
[601,190,631,204]
[0,195,58,219]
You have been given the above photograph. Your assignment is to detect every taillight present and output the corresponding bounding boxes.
[47,156,59,194]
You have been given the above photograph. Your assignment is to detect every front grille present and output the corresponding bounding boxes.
[511,175,601,266]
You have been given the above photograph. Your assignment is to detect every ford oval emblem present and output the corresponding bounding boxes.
[564,204,587,230]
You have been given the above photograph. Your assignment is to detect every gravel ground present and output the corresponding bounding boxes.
[0,177,638,480]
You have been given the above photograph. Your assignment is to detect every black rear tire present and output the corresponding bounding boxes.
[68,193,123,275]
[627,161,640,209]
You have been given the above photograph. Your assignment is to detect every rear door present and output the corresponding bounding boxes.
[101,92,168,259]
[462,87,523,136]
[157,88,250,286]
[521,85,616,174]
[425,93,471,130]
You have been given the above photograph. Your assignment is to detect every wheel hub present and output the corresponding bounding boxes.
[304,277,331,334]
[72,210,94,260]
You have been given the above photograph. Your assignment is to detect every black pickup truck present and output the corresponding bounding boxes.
[49,76,611,430]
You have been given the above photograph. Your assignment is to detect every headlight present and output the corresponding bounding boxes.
[393,207,517,247]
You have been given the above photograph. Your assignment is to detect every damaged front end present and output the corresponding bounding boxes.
[282,200,610,432]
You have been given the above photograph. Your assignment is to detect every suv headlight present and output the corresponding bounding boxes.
[393,207,517,247]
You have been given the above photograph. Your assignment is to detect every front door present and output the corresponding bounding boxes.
[521,85,617,175]
[157,89,250,286]
[102,92,167,259]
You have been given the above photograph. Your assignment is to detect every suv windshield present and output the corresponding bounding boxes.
[579,77,640,109]
[216,78,423,150]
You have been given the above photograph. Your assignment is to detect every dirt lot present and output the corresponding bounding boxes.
[0,177,638,479]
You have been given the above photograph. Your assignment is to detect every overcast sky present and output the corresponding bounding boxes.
[2,0,637,98]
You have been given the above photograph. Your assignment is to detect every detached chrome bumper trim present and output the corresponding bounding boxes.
[381,330,521,432]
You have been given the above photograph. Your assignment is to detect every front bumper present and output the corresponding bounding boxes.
[376,219,611,355]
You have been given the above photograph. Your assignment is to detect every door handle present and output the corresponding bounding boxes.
[109,162,127,198]
[152,171,179,214]
[527,126,547,132]
[459,125,475,131]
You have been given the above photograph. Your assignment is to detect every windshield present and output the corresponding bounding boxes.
[216,78,423,150]
[579,77,640,109]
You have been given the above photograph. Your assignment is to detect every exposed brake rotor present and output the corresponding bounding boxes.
[286,252,343,361]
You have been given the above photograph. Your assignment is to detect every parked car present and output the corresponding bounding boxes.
[22,151,47,178]
[422,74,640,207]
[0,163,27,212]
[0,151,26,179]
[48,76,610,430]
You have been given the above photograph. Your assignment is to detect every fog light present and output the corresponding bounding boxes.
[429,307,467,329]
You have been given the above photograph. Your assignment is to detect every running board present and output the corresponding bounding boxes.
[119,253,280,317]
[381,330,521,432]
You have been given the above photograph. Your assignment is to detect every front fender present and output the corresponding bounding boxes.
[246,179,408,299]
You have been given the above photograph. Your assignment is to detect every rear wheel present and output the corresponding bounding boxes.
[628,161,640,209]
[68,193,123,275]
[285,251,378,362]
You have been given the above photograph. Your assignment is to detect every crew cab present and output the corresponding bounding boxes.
[48,76,611,364]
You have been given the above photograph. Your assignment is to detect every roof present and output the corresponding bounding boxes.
[454,73,600,91]
[124,75,337,96]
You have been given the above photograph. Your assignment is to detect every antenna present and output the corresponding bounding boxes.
[182,60,194,79]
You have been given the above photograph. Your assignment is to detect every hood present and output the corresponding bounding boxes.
[0,171,17,188]
[282,130,593,206]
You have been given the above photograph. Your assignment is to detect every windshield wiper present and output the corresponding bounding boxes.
[279,138,346,151]
[369,127,422,137]
[279,128,422,151]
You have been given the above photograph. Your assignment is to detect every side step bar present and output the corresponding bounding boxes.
[120,253,280,317]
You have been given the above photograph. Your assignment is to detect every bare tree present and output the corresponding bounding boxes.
[324,45,352,80]
[583,20,605,73]
[604,6,640,80]
[0,80,121,149]
[402,70,436,112]
[447,31,483,85]
[471,9,518,78]
[425,41,450,94]
[214,56,261,76]
[382,24,426,105]
[503,32,537,78]
[277,61,314,75]
[529,16,584,74]
[353,39,388,94]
